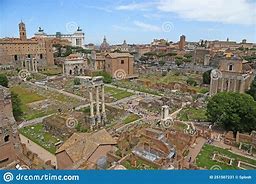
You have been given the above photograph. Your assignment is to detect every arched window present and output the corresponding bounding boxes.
[69,70,72,75]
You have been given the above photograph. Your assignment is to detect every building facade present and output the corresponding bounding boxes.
[35,27,85,48]
[0,22,54,69]
[62,54,89,76]
[209,56,255,96]
[105,53,134,79]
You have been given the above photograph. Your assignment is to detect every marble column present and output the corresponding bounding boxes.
[28,60,31,71]
[239,79,245,93]
[35,59,38,72]
[96,86,101,125]
[89,87,95,127]
[101,84,106,123]
[209,78,214,96]
[227,78,231,92]
[221,78,224,92]
[62,64,65,75]
[233,79,237,92]
[31,59,34,72]
[25,60,28,70]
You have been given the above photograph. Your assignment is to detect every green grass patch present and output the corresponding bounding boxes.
[19,124,61,154]
[11,85,45,105]
[105,86,134,100]
[196,144,256,170]
[23,110,55,120]
[178,107,208,122]
[40,67,62,76]
[123,114,140,124]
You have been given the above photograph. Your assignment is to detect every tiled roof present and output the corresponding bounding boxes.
[56,129,116,163]
[106,53,133,58]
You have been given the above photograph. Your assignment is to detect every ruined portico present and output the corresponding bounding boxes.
[76,76,106,130]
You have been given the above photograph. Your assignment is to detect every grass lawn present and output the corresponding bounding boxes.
[196,144,256,170]
[11,85,45,105]
[40,67,62,76]
[10,85,57,120]
[105,86,134,100]
[23,110,55,120]
[19,124,61,154]
[178,107,208,122]
[123,114,140,124]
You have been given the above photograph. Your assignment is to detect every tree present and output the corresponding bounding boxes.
[0,74,8,87]
[203,70,212,84]
[11,92,23,121]
[93,71,112,83]
[73,78,81,85]
[207,92,256,133]
[246,76,256,101]
[175,59,183,67]
[186,78,197,86]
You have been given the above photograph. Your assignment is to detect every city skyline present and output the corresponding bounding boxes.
[0,0,256,44]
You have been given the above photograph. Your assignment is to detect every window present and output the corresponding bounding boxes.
[14,55,18,61]
[228,64,233,71]
[40,54,43,59]
[121,60,124,64]
[4,135,9,142]
[28,54,31,58]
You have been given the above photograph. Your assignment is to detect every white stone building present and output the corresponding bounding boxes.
[35,27,85,48]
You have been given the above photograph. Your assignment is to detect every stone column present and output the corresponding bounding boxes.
[239,79,245,93]
[28,59,31,71]
[89,87,95,128]
[221,78,224,92]
[96,86,101,125]
[227,78,231,92]
[31,59,34,72]
[101,84,106,123]
[25,60,28,70]
[233,78,237,92]
[62,64,65,76]
[209,78,213,96]
[35,59,38,72]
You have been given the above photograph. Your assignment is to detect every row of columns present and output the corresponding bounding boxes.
[89,84,106,129]
[210,77,246,96]
[22,58,38,72]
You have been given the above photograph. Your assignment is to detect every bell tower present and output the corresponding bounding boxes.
[19,21,27,40]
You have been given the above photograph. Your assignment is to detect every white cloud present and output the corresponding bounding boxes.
[133,21,161,32]
[116,0,256,25]
[116,2,155,11]
[157,0,256,25]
